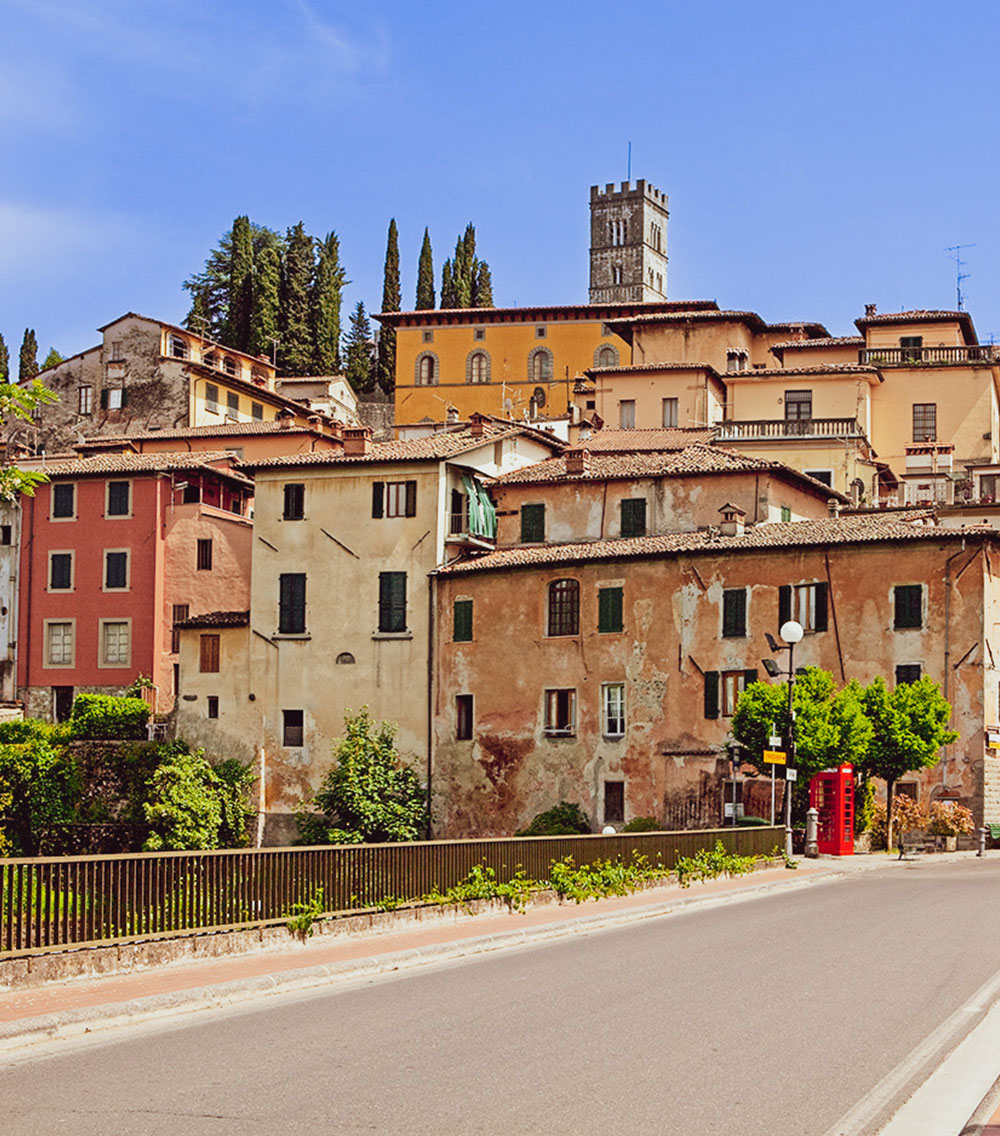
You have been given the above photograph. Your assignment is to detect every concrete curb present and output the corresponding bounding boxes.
[0,862,871,1054]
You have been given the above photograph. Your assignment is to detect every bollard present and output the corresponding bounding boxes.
[979,827,988,858]
[805,807,819,858]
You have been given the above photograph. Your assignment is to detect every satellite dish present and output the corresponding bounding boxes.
[533,386,547,409]
[503,398,513,412]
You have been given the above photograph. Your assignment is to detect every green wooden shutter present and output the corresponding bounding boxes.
[814,582,828,632]
[598,586,623,633]
[722,589,746,637]
[372,482,384,519]
[521,504,545,543]
[778,585,792,626]
[279,573,306,634]
[453,599,473,642]
[620,499,647,537]
[379,571,407,632]
[743,668,758,687]
[704,672,720,719]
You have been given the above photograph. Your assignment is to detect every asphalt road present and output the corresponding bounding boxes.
[3,859,1000,1135]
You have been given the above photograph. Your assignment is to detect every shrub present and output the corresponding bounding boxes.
[143,749,223,851]
[927,801,975,837]
[0,737,80,855]
[736,815,769,827]
[516,801,590,836]
[621,816,662,833]
[854,778,877,836]
[70,694,150,740]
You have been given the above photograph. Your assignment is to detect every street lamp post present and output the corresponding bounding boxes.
[779,620,804,860]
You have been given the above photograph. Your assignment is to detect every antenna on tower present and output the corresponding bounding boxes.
[945,244,975,310]
[627,141,631,183]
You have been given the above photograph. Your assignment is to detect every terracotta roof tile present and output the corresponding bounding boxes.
[437,512,966,576]
[770,336,864,350]
[725,363,879,378]
[77,422,334,445]
[572,428,715,452]
[39,451,254,486]
[175,610,250,629]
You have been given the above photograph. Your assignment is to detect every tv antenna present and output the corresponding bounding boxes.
[945,244,974,310]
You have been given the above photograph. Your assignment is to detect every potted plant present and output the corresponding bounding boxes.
[927,801,975,851]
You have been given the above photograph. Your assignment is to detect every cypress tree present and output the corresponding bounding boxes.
[279,222,315,376]
[440,260,457,309]
[227,214,254,352]
[474,262,494,308]
[0,334,8,383]
[249,245,281,361]
[344,301,375,394]
[18,330,38,383]
[312,231,347,374]
[377,219,401,395]
[416,229,435,310]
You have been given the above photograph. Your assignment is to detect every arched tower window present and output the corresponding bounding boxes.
[415,351,440,386]
[528,346,553,383]
[466,350,491,384]
[594,344,620,368]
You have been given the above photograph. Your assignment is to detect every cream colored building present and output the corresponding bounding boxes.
[174,417,563,843]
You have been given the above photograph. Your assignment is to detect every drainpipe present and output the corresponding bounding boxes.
[426,572,436,838]
[256,744,266,848]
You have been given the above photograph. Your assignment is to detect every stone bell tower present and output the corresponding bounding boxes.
[589,179,669,304]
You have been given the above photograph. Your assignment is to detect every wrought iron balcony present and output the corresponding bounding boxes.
[714,417,866,441]
[859,345,1000,366]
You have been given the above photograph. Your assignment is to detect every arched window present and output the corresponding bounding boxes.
[594,344,619,368]
[528,346,553,383]
[622,220,627,243]
[203,350,218,369]
[169,335,189,360]
[648,268,654,287]
[466,350,490,384]
[548,579,580,637]
[223,357,237,377]
[415,351,439,385]
[608,221,614,245]
[612,265,623,285]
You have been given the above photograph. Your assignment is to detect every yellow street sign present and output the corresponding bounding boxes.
[764,749,787,765]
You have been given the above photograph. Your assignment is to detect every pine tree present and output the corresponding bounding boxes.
[0,334,8,383]
[41,348,64,370]
[377,219,401,395]
[344,301,375,394]
[473,262,494,308]
[279,222,315,376]
[312,232,347,374]
[440,259,457,309]
[226,215,254,352]
[416,228,435,310]
[18,330,38,383]
[249,245,281,361]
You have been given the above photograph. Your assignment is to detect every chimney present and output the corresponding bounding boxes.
[469,412,489,438]
[343,426,373,456]
[865,303,877,318]
[307,414,322,429]
[277,410,294,431]
[565,448,590,476]
[828,498,842,519]
[446,405,459,424]
[718,502,746,537]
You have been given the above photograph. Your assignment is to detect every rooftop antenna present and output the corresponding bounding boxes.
[627,141,632,183]
[945,244,975,310]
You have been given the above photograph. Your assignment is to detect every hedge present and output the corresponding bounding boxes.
[70,694,150,740]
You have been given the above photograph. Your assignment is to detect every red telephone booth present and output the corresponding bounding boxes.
[809,764,855,855]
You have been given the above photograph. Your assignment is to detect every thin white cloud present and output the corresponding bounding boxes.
[0,201,138,277]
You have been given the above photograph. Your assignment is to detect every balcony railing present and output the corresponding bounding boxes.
[859,345,1000,366]
[714,417,866,441]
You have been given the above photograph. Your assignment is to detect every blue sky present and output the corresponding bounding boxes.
[4,0,1000,361]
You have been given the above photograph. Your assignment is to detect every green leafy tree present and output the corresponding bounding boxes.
[226,214,254,352]
[732,669,872,817]
[18,329,38,383]
[279,221,315,376]
[143,748,225,851]
[213,758,256,847]
[344,301,375,394]
[311,231,347,374]
[41,348,64,370]
[376,218,400,395]
[416,228,435,309]
[516,801,591,836]
[0,370,57,499]
[0,735,80,855]
[249,244,281,360]
[0,333,8,382]
[860,676,958,849]
[297,708,426,844]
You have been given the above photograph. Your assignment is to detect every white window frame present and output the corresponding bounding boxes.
[722,671,746,717]
[43,619,75,668]
[543,688,577,737]
[98,619,131,669]
[662,397,679,428]
[793,583,817,632]
[386,481,408,517]
[78,386,93,416]
[602,682,626,738]
[107,388,124,410]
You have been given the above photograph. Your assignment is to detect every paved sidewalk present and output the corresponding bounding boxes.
[0,853,885,1051]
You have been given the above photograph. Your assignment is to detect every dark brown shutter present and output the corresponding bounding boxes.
[814,582,828,631]
[372,481,384,518]
[405,481,417,517]
[779,585,792,626]
[704,671,720,719]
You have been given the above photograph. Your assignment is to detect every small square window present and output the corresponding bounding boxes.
[283,709,304,747]
[604,781,624,824]
[197,539,213,571]
[896,664,921,685]
[456,694,473,740]
[422,330,434,343]
[207,696,219,719]
[107,481,130,516]
[535,326,547,338]
[0,525,11,546]
[52,483,75,519]
[474,328,485,341]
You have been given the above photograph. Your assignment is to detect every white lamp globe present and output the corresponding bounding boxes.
[780,620,804,645]
[601,825,617,835]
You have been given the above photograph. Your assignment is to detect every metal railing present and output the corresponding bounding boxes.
[859,345,1000,366]
[0,827,782,955]
[714,417,865,441]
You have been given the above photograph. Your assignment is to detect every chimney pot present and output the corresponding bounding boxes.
[565,448,590,476]
[828,498,842,519]
[469,412,489,438]
[718,502,746,536]
[343,426,373,455]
